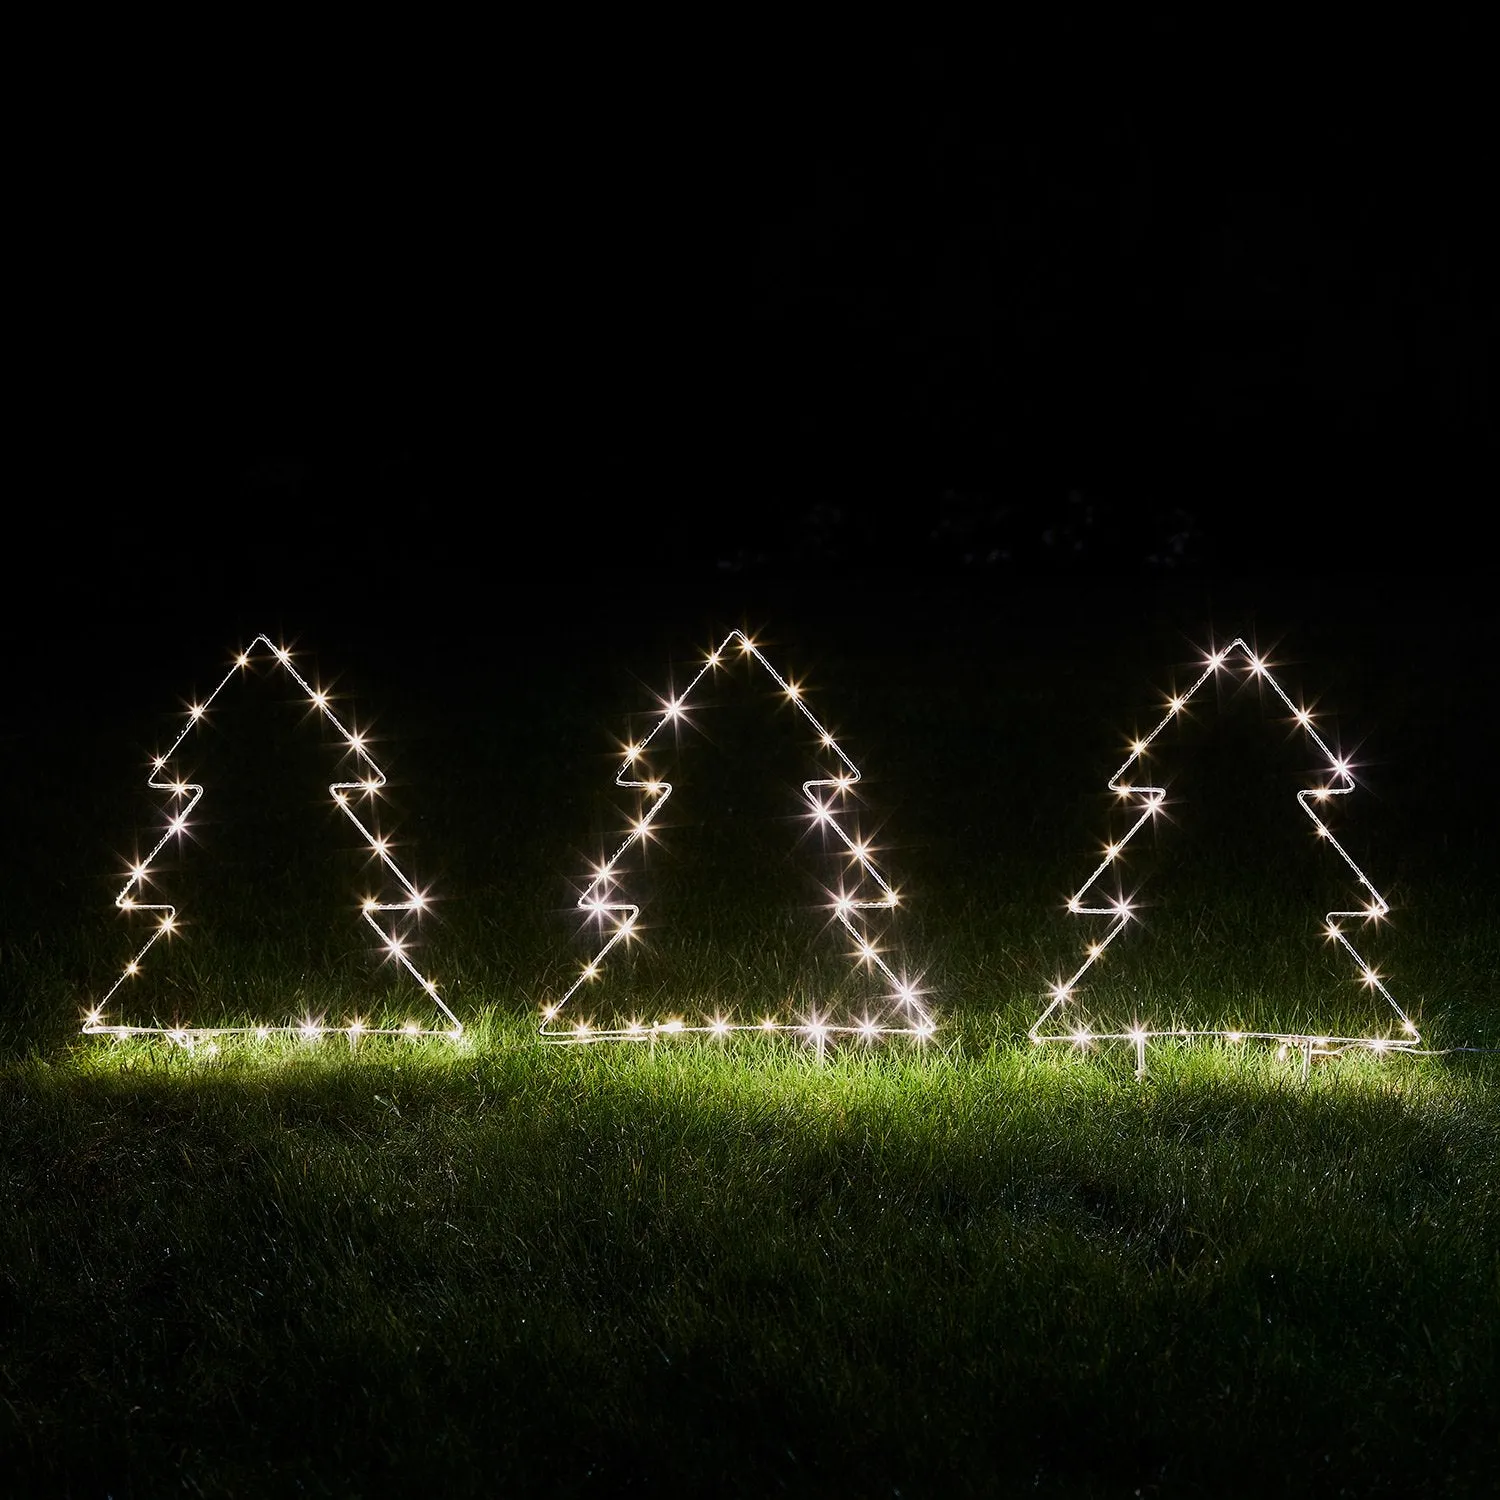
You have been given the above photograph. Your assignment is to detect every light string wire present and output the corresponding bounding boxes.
[540,629,933,1046]
[83,635,461,1045]
[1029,637,1419,1062]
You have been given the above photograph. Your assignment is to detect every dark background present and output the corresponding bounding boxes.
[11,18,1494,696]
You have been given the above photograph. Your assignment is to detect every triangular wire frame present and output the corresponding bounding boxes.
[83,635,461,1044]
[1029,637,1420,1067]
[540,629,933,1047]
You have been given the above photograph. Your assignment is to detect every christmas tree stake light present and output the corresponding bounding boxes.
[541,629,933,1047]
[83,635,461,1045]
[1029,637,1419,1063]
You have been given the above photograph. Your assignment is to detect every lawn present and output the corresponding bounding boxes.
[2,572,1495,1496]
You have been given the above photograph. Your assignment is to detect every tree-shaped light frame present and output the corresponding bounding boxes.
[541,630,933,1046]
[1029,637,1419,1061]
[83,635,461,1045]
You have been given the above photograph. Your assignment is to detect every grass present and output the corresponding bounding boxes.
[2,576,1497,1495]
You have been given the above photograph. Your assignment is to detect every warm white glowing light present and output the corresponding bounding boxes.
[82,634,462,1044]
[540,628,931,1046]
[1029,635,1419,1062]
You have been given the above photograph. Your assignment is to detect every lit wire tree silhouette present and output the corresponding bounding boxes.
[1030,638,1418,1075]
[541,630,932,1050]
[84,635,459,1046]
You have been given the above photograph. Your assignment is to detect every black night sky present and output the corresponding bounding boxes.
[14,21,1494,682]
